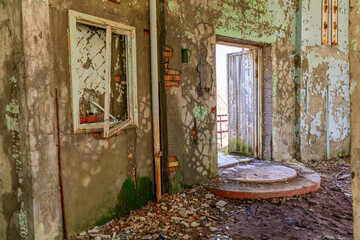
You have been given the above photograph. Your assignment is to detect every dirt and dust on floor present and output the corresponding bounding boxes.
[71,157,353,240]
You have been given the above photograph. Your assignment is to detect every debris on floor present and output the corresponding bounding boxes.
[71,157,353,240]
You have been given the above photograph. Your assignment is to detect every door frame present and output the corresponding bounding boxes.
[216,39,263,160]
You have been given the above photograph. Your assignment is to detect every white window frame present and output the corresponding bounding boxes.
[68,10,138,138]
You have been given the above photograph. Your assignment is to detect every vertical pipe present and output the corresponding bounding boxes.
[322,0,330,44]
[331,0,338,45]
[258,48,263,160]
[326,86,330,159]
[104,26,112,138]
[55,89,67,240]
[149,0,162,202]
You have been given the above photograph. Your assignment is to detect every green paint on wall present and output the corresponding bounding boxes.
[168,1,179,12]
[18,202,28,239]
[9,76,17,84]
[352,39,358,51]
[213,0,292,44]
[355,25,360,34]
[6,99,19,114]
[5,114,19,132]
[194,103,208,126]
[357,0,360,15]
[272,69,278,98]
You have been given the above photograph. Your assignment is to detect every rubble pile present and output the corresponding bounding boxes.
[73,185,233,240]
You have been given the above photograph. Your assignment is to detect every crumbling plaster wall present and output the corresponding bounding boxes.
[1,0,154,238]
[0,0,34,239]
[162,0,297,191]
[47,0,154,236]
[350,0,360,238]
[162,0,351,191]
[20,1,63,239]
[298,0,350,162]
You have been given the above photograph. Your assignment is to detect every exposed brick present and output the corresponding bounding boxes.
[169,156,176,161]
[164,46,173,52]
[165,81,180,87]
[115,130,125,136]
[166,167,178,173]
[173,75,180,81]
[167,69,180,75]
[163,51,173,57]
[164,57,169,63]
[164,75,173,81]
[92,132,103,138]
[163,63,168,69]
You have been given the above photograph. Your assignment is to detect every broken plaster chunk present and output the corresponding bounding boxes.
[181,221,190,228]
[171,216,183,222]
[88,229,99,234]
[178,210,187,217]
[141,235,152,240]
[99,234,111,239]
[215,200,227,208]
[209,227,218,232]
[162,225,171,232]
[190,222,200,227]
[205,193,214,199]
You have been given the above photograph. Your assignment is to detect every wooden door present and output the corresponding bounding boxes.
[227,50,255,155]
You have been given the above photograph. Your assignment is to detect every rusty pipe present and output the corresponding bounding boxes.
[55,89,68,239]
[150,0,162,202]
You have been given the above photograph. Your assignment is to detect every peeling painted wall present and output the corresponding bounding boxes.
[161,0,350,192]
[161,0,297,191]
[1,0,154,238]
[48,0,154,236]
[46,0,154,236]
[299,0,350,162]
[0,0,355,239]
[0,0,34,239]
[350,0,360,238]
[21,1,62,239]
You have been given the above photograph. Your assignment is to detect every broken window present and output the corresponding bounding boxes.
[322,0,338,45]
[68,10,138,138]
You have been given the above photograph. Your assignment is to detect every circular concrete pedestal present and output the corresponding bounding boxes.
[203,163,321,200]
[221,163,298,183]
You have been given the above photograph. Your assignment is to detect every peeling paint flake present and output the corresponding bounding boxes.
[350,80,358,95]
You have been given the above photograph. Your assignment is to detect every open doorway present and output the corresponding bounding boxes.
[216,42,262,167]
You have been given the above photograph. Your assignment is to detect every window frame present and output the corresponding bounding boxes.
[68,10,138,138]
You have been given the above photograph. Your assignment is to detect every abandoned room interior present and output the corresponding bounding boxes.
[1,0,360,239]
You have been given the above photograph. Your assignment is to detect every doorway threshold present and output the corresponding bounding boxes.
[218,151,253,168]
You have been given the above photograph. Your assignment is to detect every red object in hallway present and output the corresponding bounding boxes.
[80,115,101,124]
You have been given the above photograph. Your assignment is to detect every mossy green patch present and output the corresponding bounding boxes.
[94,177,153,226]
[229,139,253,155]
[114,177,153,218]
